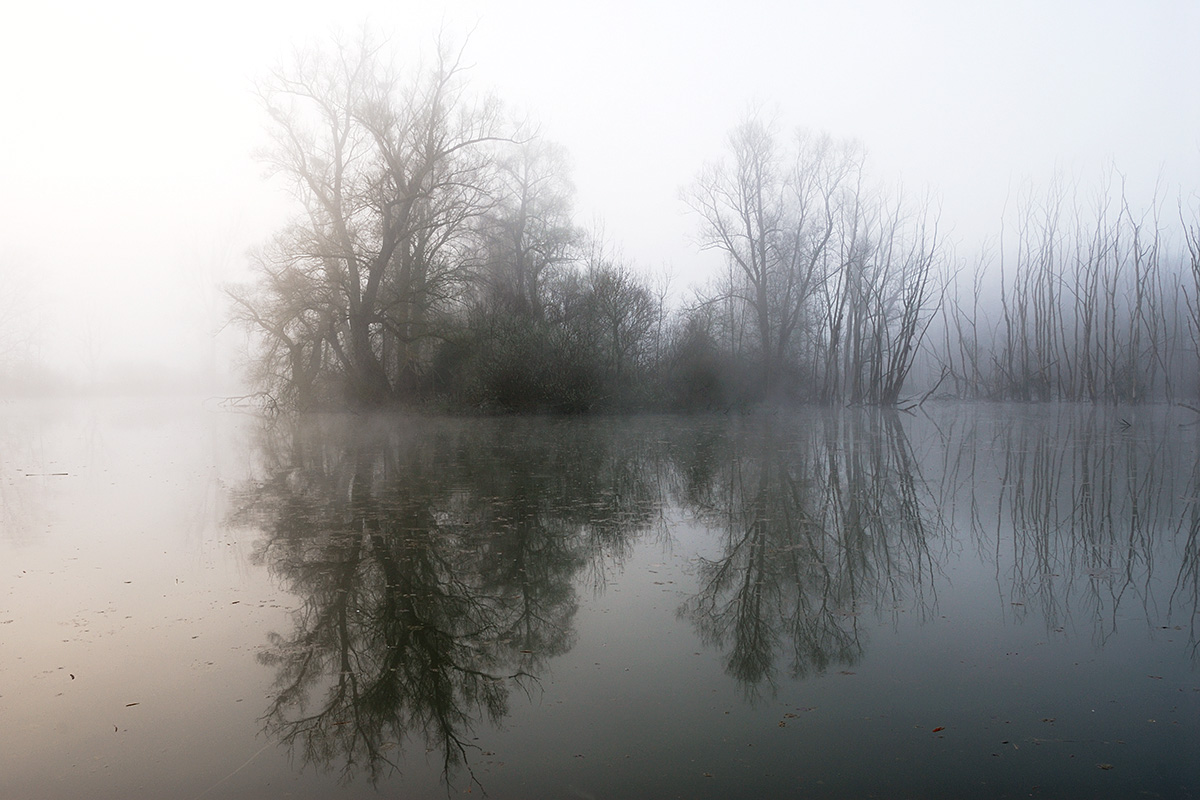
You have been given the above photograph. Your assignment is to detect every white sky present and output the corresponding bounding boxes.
[1,0,1198,384]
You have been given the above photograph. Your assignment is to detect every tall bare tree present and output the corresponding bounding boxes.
[1184,201,1200,399]
[233,34,504,407]
[686,113,939,404]
[685,115,785,396]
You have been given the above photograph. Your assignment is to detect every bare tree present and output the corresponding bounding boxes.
[1183,199,1200,399]
[685,115,786,396]
[983,172,1179,403]
[236,33,505,407]
[686,114,942,405]
[686,117,864,399]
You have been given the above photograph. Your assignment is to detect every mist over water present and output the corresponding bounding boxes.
[4,5,1200,797]
[2,400,1197,797]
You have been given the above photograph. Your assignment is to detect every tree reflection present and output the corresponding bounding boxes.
[677,404,1200,695]
[678,410,942,697]
[229,405,1200,790]
[1172,446,1200,659]
[232,415,658,789]
[940,405,1200,651]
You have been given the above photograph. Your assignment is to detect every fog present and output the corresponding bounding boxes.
[2,0,1198,396]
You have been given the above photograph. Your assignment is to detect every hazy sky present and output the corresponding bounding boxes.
[2,0,1198,384]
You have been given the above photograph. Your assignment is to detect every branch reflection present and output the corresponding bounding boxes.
[234,415,659,789]
[677,410,943,697]
[1172,447,1200,658]
[228,405,1200,790]
[944,406,1198,648]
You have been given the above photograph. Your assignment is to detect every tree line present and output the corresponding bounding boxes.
[937,175,1200,403]
[230,36,1200,411]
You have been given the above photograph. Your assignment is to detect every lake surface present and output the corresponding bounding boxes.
[2,398,1198,799]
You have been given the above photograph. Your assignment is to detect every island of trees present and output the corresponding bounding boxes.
[229,37,1200,412]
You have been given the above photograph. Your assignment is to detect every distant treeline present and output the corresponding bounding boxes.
[230,36,1200,411]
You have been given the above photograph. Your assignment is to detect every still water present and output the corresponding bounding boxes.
[1,399,1197,798]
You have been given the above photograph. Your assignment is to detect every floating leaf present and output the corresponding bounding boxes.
[932,726,945,732]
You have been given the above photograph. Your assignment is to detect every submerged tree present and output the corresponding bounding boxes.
[820,187,945,404]
[1184,200,1200,399]
[931,174,1193,403]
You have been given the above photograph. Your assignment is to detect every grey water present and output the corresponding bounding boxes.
[1,399,1197,799]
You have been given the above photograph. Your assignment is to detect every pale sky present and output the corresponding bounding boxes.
[1,0,1198,386]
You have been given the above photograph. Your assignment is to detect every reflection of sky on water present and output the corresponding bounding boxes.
[0,399,286,800]
[1,401,1197,798]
